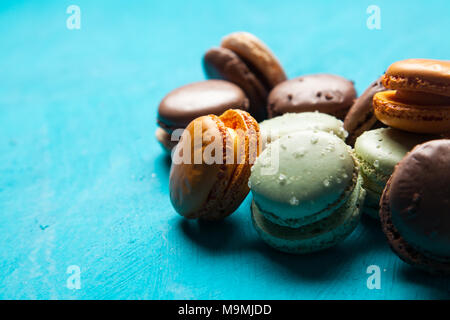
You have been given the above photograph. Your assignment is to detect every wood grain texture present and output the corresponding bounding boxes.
[0,0,449,299]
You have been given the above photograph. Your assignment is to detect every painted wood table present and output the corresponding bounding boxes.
[1,0,449,299]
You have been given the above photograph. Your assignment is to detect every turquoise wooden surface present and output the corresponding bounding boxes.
[1,0,449,299]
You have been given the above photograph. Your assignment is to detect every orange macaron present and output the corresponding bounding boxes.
[169,109,260,220]
[373,59,450,134]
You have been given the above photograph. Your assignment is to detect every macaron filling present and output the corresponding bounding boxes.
[254,164,359,228]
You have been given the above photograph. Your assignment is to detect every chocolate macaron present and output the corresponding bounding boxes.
[380,139,450,274]
[344,76,387,146]
[203,47,268,121]
[267,74,356,120]
[203,32,287,121]
[157,80,249,152]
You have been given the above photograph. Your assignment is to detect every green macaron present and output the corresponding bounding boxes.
[259,112,348,150]
[354,128,431,219]
[249,130,365,254]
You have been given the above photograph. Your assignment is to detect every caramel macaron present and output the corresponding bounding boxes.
[380,139,450,274]
[204,32,287,121]
[374,59,450,134]
[156,80,249,152]
[169,109,260,220]
[267,74,356,120]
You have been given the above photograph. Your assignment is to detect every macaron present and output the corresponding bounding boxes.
[221,32,287,88]
[170,109,260,220]
[249,130,365,254]
[267,74,356,120]
[203,47,269,121]
[259,112,348,150]
[374,59,450,134]
[344,76,387,146]
[204,32,287,121]
[157,80,249,152]
[380,139,450,274]
[354,128,432,219]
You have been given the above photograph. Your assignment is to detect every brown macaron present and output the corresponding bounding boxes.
[221,32,287,88]
[156,80,249,152]
[380,139,450,274]
[203,32,287,122]
[267,74,357,120]
[203,47,269,121]
[344,76,387,146]
[169,109,260,220]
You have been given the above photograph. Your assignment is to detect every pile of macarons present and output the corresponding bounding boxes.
[156,31,450,274]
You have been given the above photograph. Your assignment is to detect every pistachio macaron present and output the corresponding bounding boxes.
[249,130,365,254]
[259,112,348,150]
[354,128,432,219]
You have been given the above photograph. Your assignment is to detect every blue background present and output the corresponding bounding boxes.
[1,0,449,299]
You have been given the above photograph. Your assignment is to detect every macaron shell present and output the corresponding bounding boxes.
[344,76,387,146]
[251,174,365,254]
[169,115,234,219]
[363,186,382,219]
[267,74,356,119]
[380,176,450,274]
[259,112,347,149]
[250,131,356,227]
[203,47,269,121]
[383,59,450,97]
[158,80,249,131]
[355,128,432,177]
[155,127,178,153]
[373,91,450,134]
[205,109,261,220]
[388,140,450,258]
[221,32,287,88]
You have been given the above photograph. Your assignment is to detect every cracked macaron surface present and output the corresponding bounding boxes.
[169,109,260,220]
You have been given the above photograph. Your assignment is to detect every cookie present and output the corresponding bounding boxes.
[267,74,356,120]
[380,139,450,274]
[374,59,450,134]
[157,80,249,152]
[249,131,365,254]
[344,76,387,146]
[169,109,260,220]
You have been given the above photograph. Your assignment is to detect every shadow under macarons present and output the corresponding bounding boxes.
[398,264,450,299]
